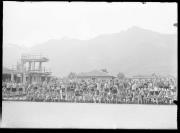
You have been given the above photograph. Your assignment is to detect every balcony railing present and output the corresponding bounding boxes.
[21,54,48,61]
[22,67,51,74]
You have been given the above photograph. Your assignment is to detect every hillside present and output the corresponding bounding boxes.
[3,26,177,77]
[3,43,30,68]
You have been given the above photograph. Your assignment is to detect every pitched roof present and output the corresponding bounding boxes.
[132,75,153,78]
[77,70,114,77]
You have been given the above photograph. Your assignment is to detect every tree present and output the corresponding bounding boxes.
[173,23,177,27]
[152,73,157,78]
[101,69,108,73]
[68,72,77,79]
[117,72,125,80]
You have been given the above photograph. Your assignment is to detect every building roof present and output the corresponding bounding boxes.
[132,75,153,79]
[77,70,114,78]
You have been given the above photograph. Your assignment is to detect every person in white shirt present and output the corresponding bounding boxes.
[132,83,137,91]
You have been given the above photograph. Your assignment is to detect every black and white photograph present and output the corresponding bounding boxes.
[1,1,178,129]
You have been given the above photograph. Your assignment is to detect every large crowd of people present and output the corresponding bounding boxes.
[2,76,177,105]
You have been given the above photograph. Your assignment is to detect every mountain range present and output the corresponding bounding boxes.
[3,26,177,77]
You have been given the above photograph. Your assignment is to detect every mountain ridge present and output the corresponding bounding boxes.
[3,26,177,77]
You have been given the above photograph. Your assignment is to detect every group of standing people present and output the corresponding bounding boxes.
[2,76,177,105]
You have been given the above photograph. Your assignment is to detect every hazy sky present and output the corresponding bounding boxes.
[3,2,177,47]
